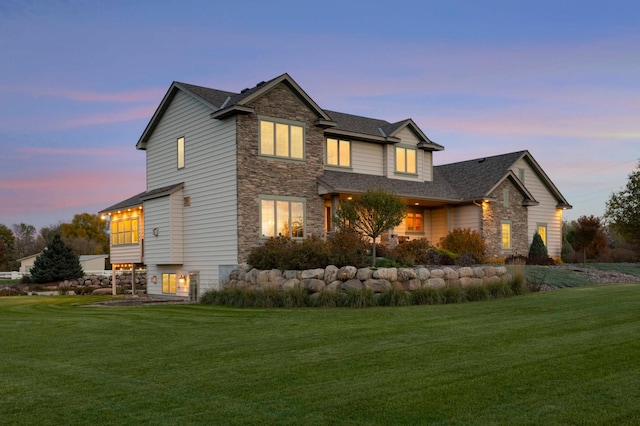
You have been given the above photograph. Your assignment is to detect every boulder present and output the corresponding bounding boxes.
[443,267,459,281]
[364,279,392,292]
[325,281,342,292]
[430,269,444,278]
[282,278,302,291]
[458,267,473,278]
[426,278,446,288]
[324,265,339,283]
[357,268,373,281]
[340,279,364,291]
[397,268,417,281]
[303,278,326,293]
[301,268,325,280]
[337,266,357,280]
[416,268,430,281]
[472,267,486,278]
[373,268,397,281]
[283,270,300,280]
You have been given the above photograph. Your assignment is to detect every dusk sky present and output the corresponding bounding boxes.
[1,0,638,232]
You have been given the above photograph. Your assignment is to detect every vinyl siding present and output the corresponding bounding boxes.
[451,205,481,231]
[351,140,383,175]
[110,245,141,264]
[511,158,563,257]
[429,207,449,244]
[143,89,238,296]
[385,128,429,182]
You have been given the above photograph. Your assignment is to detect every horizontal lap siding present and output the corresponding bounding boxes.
[512,158,562,257]
[451,205,481,231]
[351,141,383,175]
[110,245,141,264]
[144,90,238,295]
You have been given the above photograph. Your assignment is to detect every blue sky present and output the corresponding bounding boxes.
[1,0,638,231]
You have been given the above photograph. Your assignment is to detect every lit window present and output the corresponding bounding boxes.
[537,224,547,246]
[162,273,176,294]
[177,136,185,169]
[396,146,417,174]
[111,216,139,245]
[260,198,305,238]
[501,221,512,249]
[259,119,304,160]
[406,212,423,232]
[326,138,351,167]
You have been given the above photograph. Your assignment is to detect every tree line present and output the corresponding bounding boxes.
[0,213,109,271]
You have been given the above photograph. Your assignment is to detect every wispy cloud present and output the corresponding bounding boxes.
[0,85,164,103]
[53,105,156,130]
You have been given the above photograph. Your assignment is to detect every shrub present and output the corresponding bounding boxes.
[374,258,402,268]
[528,232,548,258]
[288,235,329,270]
[456,253,476,267]
[487,281,513,299]
[439,228,486,263]
[411,287,443,305]
[344,288,377,308]
[441,285,465,304]
[377,288,411,306]
[427,247,457,265]
[21,275,31,284]
[465,285,490,302]
[327,230,369,268]
[247,236,297,270]
[392,238,431,266]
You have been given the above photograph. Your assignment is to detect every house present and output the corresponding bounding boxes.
[100,73,571,298]
[18,253,109,275]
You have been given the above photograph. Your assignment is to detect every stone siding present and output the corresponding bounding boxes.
[483,179,529,258]
[236,84,326,262]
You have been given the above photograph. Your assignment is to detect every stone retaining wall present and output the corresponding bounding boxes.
[226,265,511,295]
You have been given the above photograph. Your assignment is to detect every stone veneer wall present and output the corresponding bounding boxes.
[236,84,327,263]
[225,264,512,296]
[483,179,529,258]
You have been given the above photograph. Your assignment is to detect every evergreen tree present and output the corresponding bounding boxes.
[528,232,548,258]
[30,234,84,283]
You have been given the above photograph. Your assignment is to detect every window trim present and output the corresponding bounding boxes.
[537,223,548,246]
[162,273,176,294]
[258,116,305,161]
[405,210,425,234]
[325,138,352,168]
[177,136,185,169]
[501,220,512,250]
[259,195,306,239]
[395,145,418,175]
[110,216,139,246]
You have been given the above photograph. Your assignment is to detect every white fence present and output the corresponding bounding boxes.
[1,270,146,280]
[0,271,24,280]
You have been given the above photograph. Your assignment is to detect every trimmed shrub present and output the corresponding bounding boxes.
[439,228,487,264]
[247,236,297,270]
[288,235,329,270]
[456,253,476,267]
[427,247,457,265]
[529,232,548,258]
[327,230,370,268]
[392,238,431,266]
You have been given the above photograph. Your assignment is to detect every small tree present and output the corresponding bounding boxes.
[528,232,548,258]
[30,234,84,284]
[334,189,407,265]
[605,162,640,245]
[572,215,607,262]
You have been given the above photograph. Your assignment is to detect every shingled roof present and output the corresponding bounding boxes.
[318,150,555,205]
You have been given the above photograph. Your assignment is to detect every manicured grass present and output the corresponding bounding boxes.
[2,286,640,425]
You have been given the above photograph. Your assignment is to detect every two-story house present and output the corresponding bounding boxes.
[100,73,571,298]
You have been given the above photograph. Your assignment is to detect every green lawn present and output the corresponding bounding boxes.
[2,285,640,425]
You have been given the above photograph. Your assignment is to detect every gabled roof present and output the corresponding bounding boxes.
[324,111,444,150]
[319,150,571,209]
[136,73,439,151]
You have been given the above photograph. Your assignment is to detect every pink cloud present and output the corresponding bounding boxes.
[0,85,165,103]
[53,105,156,130]
[18,146,129,157]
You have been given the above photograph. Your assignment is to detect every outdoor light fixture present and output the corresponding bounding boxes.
[179,275,186,284]
[151,276,157,284]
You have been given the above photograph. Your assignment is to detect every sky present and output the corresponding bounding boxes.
[1,0,638,232]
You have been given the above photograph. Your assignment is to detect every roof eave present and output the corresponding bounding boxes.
[324,128,400,144]
[210,105,255,120]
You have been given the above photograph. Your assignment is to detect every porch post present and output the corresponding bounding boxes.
[131,264,136,296]
[111,264,117,296]
[331,195,339,232]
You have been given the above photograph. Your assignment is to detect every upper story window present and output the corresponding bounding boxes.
[259,118,304,160]
[177,136,185,169]
[326,138,351,167]
[395,146,417,174]
[111,216,139,246]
